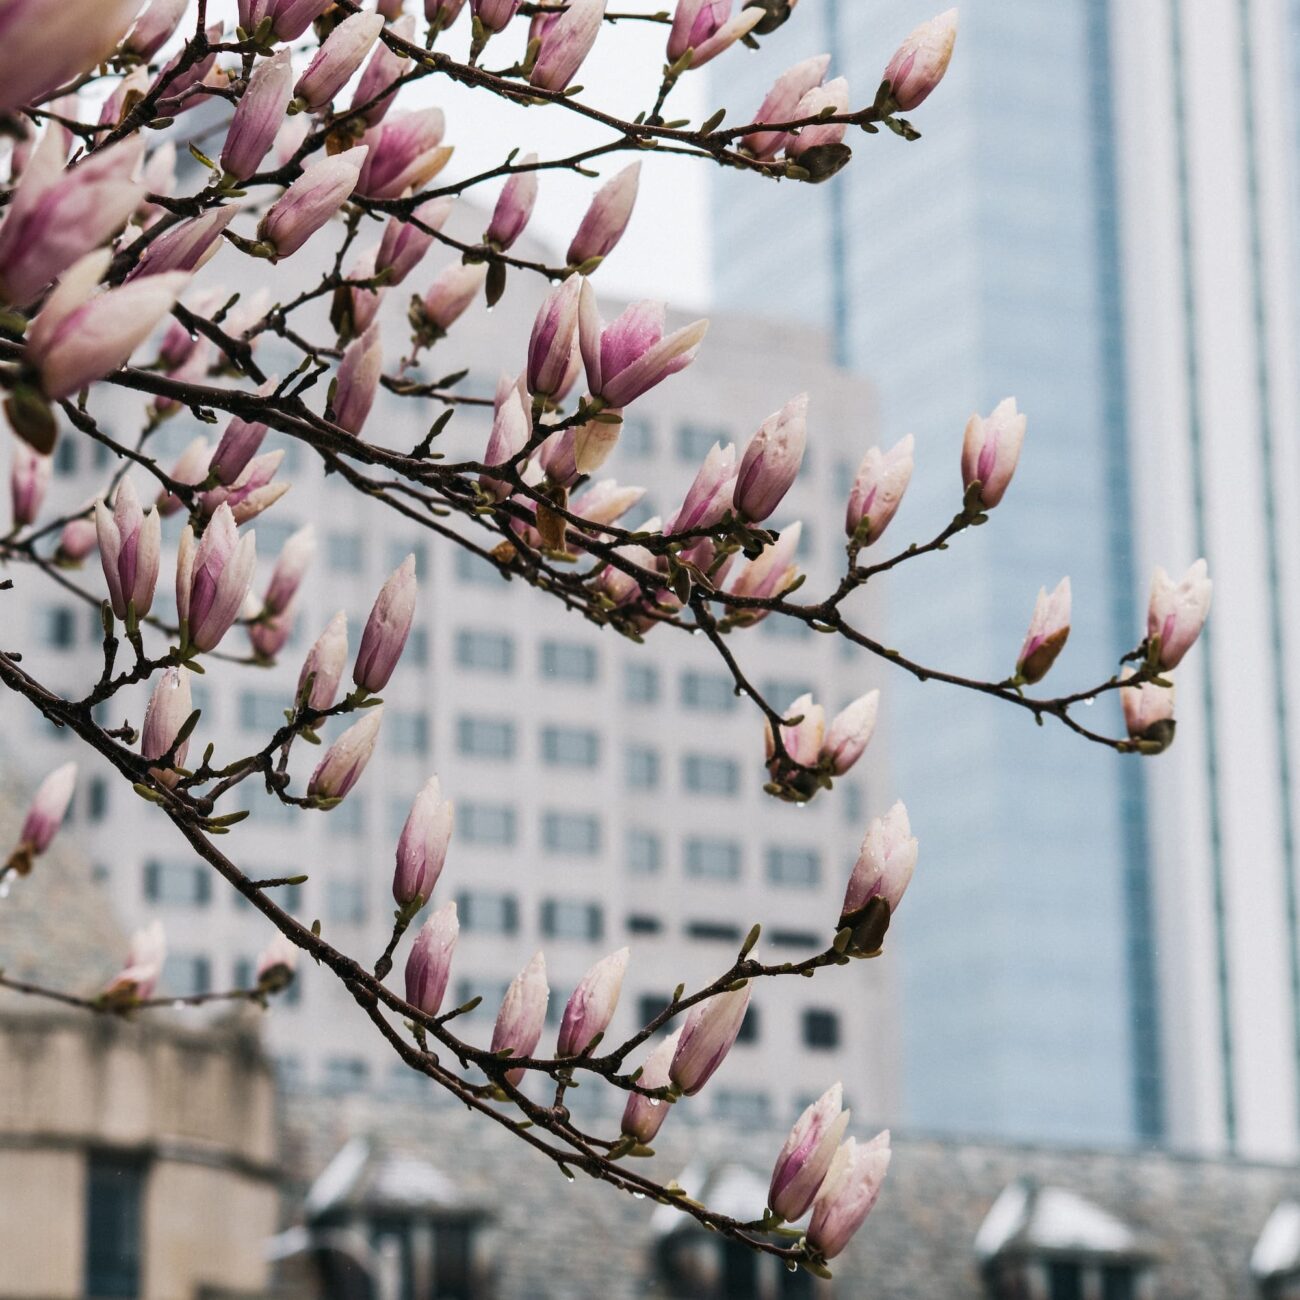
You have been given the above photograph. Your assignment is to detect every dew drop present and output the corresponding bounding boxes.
[786,1261,799,1273]
[1084,696,1097,707]
[648,1098,661,1108]
[632,1191,645,1200]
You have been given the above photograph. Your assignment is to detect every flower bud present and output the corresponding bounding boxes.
[210,406,271,488]
[733,394,807,522]
[767,692,824,768]
[240,0,334,41]
[297,10,386,112]
[961,397,1026,508]
[841,801,917,924]
[807,1132,892,1260]
[821,690,880,776]
[102,921,167,1005]
[338,245,387,341]
[421,261,488,334]
[57,516,98,564]
[7,761,77,875]
[263,524,316,616]
[670,984,751,1095]
[667,441,736,534]
[249,606,294,660]
[728,522,802,607]
[480,379,530,500]
[571,479,645,530]
[256,930,299,992]
[126,0,190,58]
[770,1083,851,1223]
[308,707,384,801]
[222,49,295,182]
[473,0,522,34]
[667,0,764,69]
[355,553,417,693]
[299,611,348,711]
[205,452,290,528]
[426,0,468,28]
[530,0,605,92]
[258,146,369,260]
[10,442,50,528]
[176,504,258,654]
[376,197,452,285]
[567,162,640,268]
[95,477,162,621]
[355,109,451,200]
[156,436,213,517]
[141,665,194,785]
[394,776,455,910]
[152,23,224,118]
[1017,577,1071,684]
[350,14,414,125]
[557,947,629,1057]
[845,434,914,544]
[882,8,958,111]
[1147,559,1212,670]
[405,902,459,1015]
[334,323,384,435]
[492,951,549,1086]
[485,160,539,250]
[620,1028,682,1144]
[527,275,584,397]
[1121,667,1176,752]
[744,54,831,159]
[127,206,238,281]
[785,77,850,159]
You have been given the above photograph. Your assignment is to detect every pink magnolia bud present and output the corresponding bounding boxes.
[263,523,316,615]
[1121,667,1176,750]
[335,244,385,340]
[1148,559,1212,670]
[557,947,629,1057]
[351,14,415,124]
[668,441,736,534]
[10,442,50,528]
[210,410,270,487]
[842,801,917,923]
[528,275,585,397]
[621,1028,682,1144]
[101,67,150,129]
[422,260,488,334]
[153,338,215,419]
[222,50,294,182]
[377,197,452,285]
[355,109,451,199]
[571,480,645,530]
[808,1133,891,1260]
[492,951,549,1086]
[141,665,194,785]
[822,690,880,776]
[1017,577,1071,684]
[126,205,238,281]
[481,379,530,500]
[846,434,914,544]
[202,449,289,526]
[473,0,522,34]
[379,0,406,17]
[405,902,459,1014]
[355,553,417,693]
[152,25,224,118]
[426,0,468,28]
[770,1083,851,1223]
[57,516,98,564]
[670,984,751,1096]
[256,930,298,989]
[733,394,807,522]
[176,504,258,654]
[530,0,605,92]
[258,146,369,259]
[126,0,190,58]
[729,522,802,607]
[103,921,167,1004]
[567,162,640,268]
[95,477,162,621]
[8,761,77,872]
[156,436,213,517]
[579,282,708,408]
[334,323,384,435]
[667,0,764,69]
[297,10,386,112]
[961,397,1026,508]
[744,54,830,159]
[249,606,294,659]
[394,775,455,910]
[767,693,824,767]
[882,8,958,111]
[309,707,384,801]
[27,251,189,400]
[485,160,538,249]
[0,132,144,307]
[299,611,348,710]
[240,0,334,41]
[785,77,850,158]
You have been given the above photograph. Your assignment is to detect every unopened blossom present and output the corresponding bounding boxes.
[808,1132,892,1260]
[579,282,708,408]
[842,801,917,923]
[141,666,194,785]
[620,1028,682,1144]
[256,930,299,991]
[480,380,530,500]
[334,323,384,435]
[670,984,751,1095]
[822,690,880,776]
[152,23,224,118]
[378,0,406,16]
[239,0,334,40]
[770,1083,851,1223]
[785,77,850,159]
[355,109,451,200]
[528,276,585,397]
[1148,560,1212,670]
[427,0,468,29]
[568,415,625,477]
[492,951,549,1086]
[557,947,629,1057]
[308,708,384,801]
[249,607,294,659]
[100,67,150,129]
[210,407,271,488]
[153,338,215,418]
[348,14,414,125]
[27,250,188,400]
[336,245,385,338]
[572,480,645,531]
[485,162,538,250]
[297,10,386,111]
[422,261,488,334]
[733,394,807,521]
[6,761,76,875]
[348,567,414,701]
[376,197,452,285]
[176,504,258,654]
[744,54,831,159]
[567,162,640,268]
[258,146,369,260]
[881,8,958,111]
[57,517,98,564]
[729,522,802,606]
[263,524,316,616]
[1120,667,1176,749]
[530,0,605,92]
[202,450,289,526]
[1017,577,1071,684]
[298,611,348,711]
[473,0,522,34]
[667,442,737,534]
[126,0,190,57]
[961,397,1026,508]
[102,921,167,1005]
[223,49,294,181]
[594,535,658,607]
[767,693,825,768]
[0,131,144,307]
[96,477,162,621]
[156,437,213,517]
[405,902,459,1015]
[667,0,764,69]
[127,206,238,281]
[10,443,50,529]
[394,776,455,910]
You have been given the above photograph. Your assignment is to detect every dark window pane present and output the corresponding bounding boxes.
[85,1154,145,1298]
[1048,1262,1085,1300]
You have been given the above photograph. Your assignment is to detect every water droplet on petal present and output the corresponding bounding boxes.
[632,1191,645,1200]
[648,1098,661,1107]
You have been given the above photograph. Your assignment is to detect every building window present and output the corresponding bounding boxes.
[766,846,821,888]
[236,877,302,912]
[85,1154,145,1298]
[1047,1262,1084,1300]
[143,859,211,906]
[686,921,742,944]
[761,616,813,641]
[255,516,300,556]
[712,1090,769,1124]
[543,812,601,855]
[455,547,508,586]
[802,1009,839,1050]
[762,679,816,708]
[540,898,603,940]
[638,993,671,1028]
[458,890,519,934]
[685,838,741,881]
[769,929,821,950]
[54,436,77,475]
[677,422,730,462]
[682,754,740,796]
[680,671,738,712]
[625,745,661,790]
[456,628,515,672]
[163,954,211,997]
[626,914,662,935]
[323,1056,369,1095]
[457,716,516,759]
[326,531,364,573]
[624,662,659,704]
[541,726,600,768]
[540,640,598,682]
[735,1006,759,1044]
[86,778,109,822]
[387,710,429,755]
[406,625,429,665]
[239,690,285,733]
[621,416,655,456]
[460,802,517,846]
[626,829,662,875]
[333,795,366,837]
[42,605,77,649]
[328,879,368,925]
